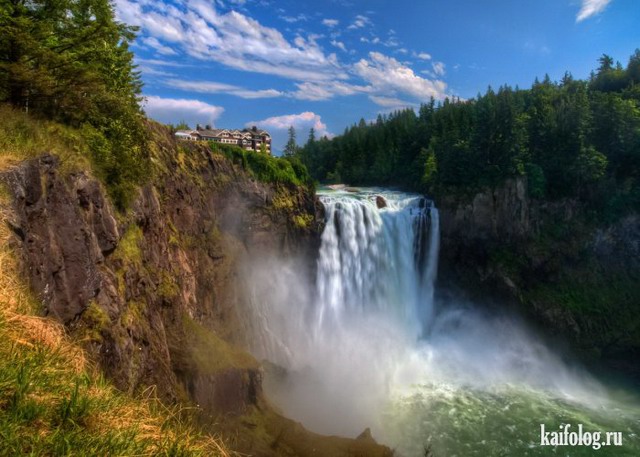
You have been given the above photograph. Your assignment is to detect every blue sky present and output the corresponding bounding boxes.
[115,0,640,152]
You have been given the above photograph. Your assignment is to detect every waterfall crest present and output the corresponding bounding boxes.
[315,190,439,340]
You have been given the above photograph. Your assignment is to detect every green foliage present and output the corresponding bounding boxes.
[0,0,149,210]
[283,125,298,157]
[421,147,438,188]
[211,142,312,188]
[527,269,640,352]
[300,50,640,221]
[80,300,111,342]
[112,224,143,266]
[181,315,258,374]
[525,163,546,199]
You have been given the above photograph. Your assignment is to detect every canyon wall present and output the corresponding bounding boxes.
[437,177,640,378]
[0,124,390,456]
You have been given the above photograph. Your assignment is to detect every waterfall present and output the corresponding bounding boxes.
[243,188,446,436]
[315,190,439,340]
[243,187,628,450]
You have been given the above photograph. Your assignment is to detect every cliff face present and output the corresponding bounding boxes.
[437,177,640,378]
[1,124,391,456]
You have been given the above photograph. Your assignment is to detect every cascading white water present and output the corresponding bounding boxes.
[315,190,438,341]
[244,187,640,456]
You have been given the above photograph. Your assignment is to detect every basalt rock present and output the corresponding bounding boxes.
[3,155,117,323]
[375,195,387,209]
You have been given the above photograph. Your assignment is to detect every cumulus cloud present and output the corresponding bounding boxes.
[166,79,283,99]
[143,96,224,126]
[247,112,333,138]
[322,18,339,27]
[415,52,432,60]
[115,0,346,81]
[354,52,447,101]
[576,0,612,22]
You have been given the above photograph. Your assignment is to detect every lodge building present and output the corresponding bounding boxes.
[175,125,271,154]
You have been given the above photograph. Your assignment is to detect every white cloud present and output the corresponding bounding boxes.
[384,37,400,48]
[138,66,175,77]
[119,1,453,107]
[354,52,448,101]
[280,14,307,23]
[141,36,177,55]
[369,95,415,109]
[348,14,372,30]
[291,81,370,101]
[247,112,333,138]
[331,40,348,52]
[576,0,612,22]
[115,0,347,82]
[143,96,224,126]
[166,79,283,99]
[322,18,339,27]
[135,58,188,68]
[432,61,446,76]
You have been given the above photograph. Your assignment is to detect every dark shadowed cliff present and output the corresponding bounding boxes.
[437,177,640,380]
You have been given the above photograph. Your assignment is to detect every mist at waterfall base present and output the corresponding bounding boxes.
[244,188,640,456]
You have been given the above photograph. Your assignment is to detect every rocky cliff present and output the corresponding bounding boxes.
[437,177,640,379]
[0,123,391,456]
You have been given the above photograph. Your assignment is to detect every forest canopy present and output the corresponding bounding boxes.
[298,51,640,220]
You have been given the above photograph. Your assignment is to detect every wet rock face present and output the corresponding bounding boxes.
[4,155,118,323]
[375,195,387,209]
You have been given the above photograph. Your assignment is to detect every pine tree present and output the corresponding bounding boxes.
[0,0,147,209]
[284,126,297,157]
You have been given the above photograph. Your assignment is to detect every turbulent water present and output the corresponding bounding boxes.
[246,187,640,457]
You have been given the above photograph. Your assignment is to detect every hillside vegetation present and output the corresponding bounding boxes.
[0,0,237,454]
[300,51,640,221]
[1,0,147,209]
[0,180,232,456]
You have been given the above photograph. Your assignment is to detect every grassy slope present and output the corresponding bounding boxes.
[0,107,233,456]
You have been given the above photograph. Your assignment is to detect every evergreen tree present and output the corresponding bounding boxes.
[284,126,297,157]
[0,0,148,209]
